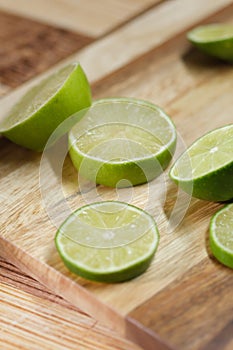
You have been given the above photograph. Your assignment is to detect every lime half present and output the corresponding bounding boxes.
[0,63,91,151]
[170,124,233,202]
[55,201,159,283]
[210,204,233,269]
[69,98,176,187]
[187,23,233,62]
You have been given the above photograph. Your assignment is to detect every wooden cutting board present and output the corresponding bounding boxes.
[0,1,233,349]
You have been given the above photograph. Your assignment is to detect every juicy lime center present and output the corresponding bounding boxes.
[56,202,159,273]
[214,206,233,251]
[190,24,233,42]
[59,202,156,248]
[75,123,165,161]
[172,125,233,179]
[70,99,175,163]
[59,229,156,271]
[70,99,174,144]
[0,64,74,130]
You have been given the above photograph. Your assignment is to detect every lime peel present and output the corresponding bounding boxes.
[69,97,176,187]
[0,62,92,151]
[210,204,233,269]
[170,124,233,202]
[187,23,233,62]
[55,201,159,283]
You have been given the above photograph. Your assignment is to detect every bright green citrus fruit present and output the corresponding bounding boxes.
[209,204,233,269]
[187,23,233,62]
[170,124,233,202]
[55,201,159,283]
[68,98,176,187]
[0,63,91,151]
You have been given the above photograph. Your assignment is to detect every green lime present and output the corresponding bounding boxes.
[0,63,92,151]
[187,23,233,62]
[55,201,159,283]
[170,124,233,202]
[210,204,233,269]
[68,98,176,187]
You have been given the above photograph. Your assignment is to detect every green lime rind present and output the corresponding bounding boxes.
[171,161,233,202]
[55,201,159,283]
[69,143,174,188]
[187,24,233,62]
[0,63,92,151]
[69,98,176,188]
[209,204,233,269]
[170,124,233,202]
[56,248,156,283]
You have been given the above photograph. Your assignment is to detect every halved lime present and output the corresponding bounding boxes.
[187,23,233,62]
[0,63,92,151]
[55,201,159,283]
[210,204,233,269]
[68,98,176,187]
[170,124,233,202]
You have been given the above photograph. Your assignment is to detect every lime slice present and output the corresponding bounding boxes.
[170,124,233,202]
[68,98,176,187]
[55,201,159,283]
[187,23,233,62]
[0,63,92,151]
[210,204,233,269]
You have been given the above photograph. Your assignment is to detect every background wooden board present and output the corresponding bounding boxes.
[0,1,233,349]
[0,0,163,37]
[0,10,93,88]
[0,260,139,350]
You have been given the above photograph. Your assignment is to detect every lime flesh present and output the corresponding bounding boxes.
[170,124,233,201]
[55,201,159,283]
[187,23,233,62]
[210,204,233,269]
[0,63,92,151]
[69,98,176,187]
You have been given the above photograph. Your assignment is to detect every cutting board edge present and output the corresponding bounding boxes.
[0,234,175,350]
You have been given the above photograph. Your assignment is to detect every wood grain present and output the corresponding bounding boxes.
[0,0,163,37]
[0,1,233,350]
[0,281,140,350]
[129,259,233,350]
[1,0,232,118]
[0,10,92,88]
[0,257,79,310]
[0,82,9,97]
[201,320,233,350]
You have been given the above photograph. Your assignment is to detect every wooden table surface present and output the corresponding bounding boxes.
[0,1,233,349]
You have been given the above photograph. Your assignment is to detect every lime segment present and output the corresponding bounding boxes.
[210,204,233,269]
[0,62,92,151]
[69,98,176,187]
[55,201,159,283]
[187,23,233,62]
[170,124,233,201]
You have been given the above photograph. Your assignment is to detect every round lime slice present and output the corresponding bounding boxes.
[210,204,233,269]
[0,63,92,151]
[170,124,233,202]
[68,98,176,187]
[187,23,233,62]
[55,201,159,283]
